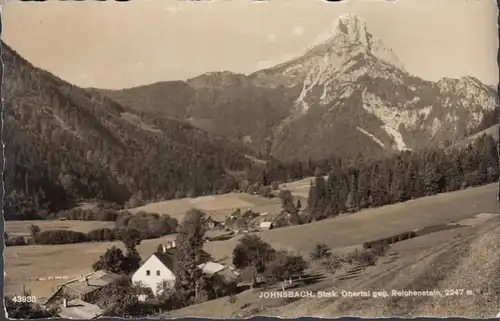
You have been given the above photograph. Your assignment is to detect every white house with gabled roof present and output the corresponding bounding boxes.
[131,241,177,296]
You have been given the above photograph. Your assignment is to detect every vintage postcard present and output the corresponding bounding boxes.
[2,0,500,318]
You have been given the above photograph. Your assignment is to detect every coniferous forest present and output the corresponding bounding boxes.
[305,134,499,221]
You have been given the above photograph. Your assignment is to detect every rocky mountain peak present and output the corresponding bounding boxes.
[305,13,369,55]
[303,13,404,72]
[251,14,405,89]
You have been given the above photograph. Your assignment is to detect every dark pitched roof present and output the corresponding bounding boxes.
[203,216,221,223]
[152,247,212,270]
[45,271,121,305]
[59,270,121,295]
[59,299,103,319]
[152,249,177,270]
[214,267,240,284]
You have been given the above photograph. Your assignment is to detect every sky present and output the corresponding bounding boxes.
[2,0,498,89]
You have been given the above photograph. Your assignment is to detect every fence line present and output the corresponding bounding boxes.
[27,274,87,281]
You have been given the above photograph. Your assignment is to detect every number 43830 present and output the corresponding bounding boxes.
[12,296,36,303]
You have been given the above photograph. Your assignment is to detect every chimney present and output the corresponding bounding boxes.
[171,240,176,248]
[85,277,89,286]
[162,244,167,252]
[165,242,172,250]
[62,298,67,308]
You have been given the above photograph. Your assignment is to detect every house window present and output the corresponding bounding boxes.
[146,270,150,276]
[156,270,160,276]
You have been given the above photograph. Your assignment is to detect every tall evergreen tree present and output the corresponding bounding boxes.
[173,209,206,302]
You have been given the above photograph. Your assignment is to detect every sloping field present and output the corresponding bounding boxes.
[5,220,115,237]
[4,233,179,298]
[128,192,282,221]
[205,183,500,262]
[167,214,500,318]
[277,176,327,199]
[5,183,499,299]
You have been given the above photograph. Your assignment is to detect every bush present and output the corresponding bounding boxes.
[95,210,119,222]
[371,242,390,257]
[310,243,332,260]
[263,251,308,285]
[320,254,342,272]
[92,246,128,274]
[343,249,378,266]
[86,228,117,241]
[5,235,28,247]
[34,229,88,245]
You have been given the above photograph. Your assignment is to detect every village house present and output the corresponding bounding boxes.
[203,215,222,230]
[259,221,274,231]
[58,298,103,319]
[197,261,240,292]
[132,241,238,297]
[131,241,178,296]
[44,270,121,307]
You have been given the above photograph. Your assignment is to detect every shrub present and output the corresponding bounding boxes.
[310,243,332,260]
[34,229,88,245]
[86,228,117,241]
[263,251,308,285]
[320,253,342,272]
[92,246,128,274]
[343,249,378,266]
[371,242,390,257]
[5,235,28,247]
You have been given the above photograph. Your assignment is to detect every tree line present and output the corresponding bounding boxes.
[305,134,498,221]
[5,210,179,246]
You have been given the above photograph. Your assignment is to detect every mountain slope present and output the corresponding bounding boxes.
[97,72,299,154]
[2,42,259,220]
[100,14,498,162]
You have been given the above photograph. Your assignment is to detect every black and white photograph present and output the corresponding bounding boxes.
[2,0,500,318]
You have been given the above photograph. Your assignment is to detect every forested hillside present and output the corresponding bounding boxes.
[2,43,259,220]
[306,134,499,222]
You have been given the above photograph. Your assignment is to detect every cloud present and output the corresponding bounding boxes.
[293,27,304,37]
[164,6,183,13]
[266,33,277,43]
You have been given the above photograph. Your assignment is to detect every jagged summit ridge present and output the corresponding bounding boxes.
[303,13,404,71]
[250,13,406,90]
[305,13,369,53]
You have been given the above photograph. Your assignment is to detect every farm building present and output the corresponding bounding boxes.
[203,216,223,230]
[197,261,240,293]
[45,270,121,307]
[259,221,274,231]
[132,241,213,296]
[59,298,103,319]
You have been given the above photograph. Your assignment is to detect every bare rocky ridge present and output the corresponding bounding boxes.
[101,13,498,162]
